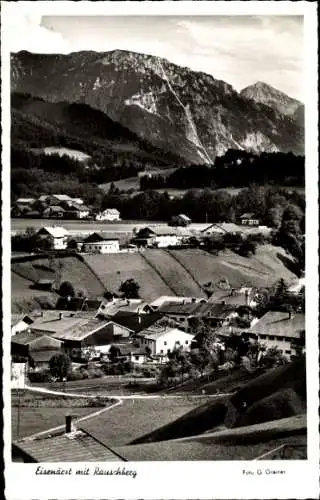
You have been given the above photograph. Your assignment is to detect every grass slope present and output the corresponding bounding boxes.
[142,250,206,297]
[12,256,106,297]
[81,398,205,447]
[84,253,174,300]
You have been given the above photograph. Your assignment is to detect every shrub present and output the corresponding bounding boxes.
[87,367,104,379]
[28,370,52,383]
[68,370,84,381]
[58,281,75,298]
[49,353,72,381]
[79,368,89,379]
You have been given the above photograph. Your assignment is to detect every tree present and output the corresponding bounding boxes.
[108,345,120,362]
[119,278,140,299]
[49,353,71,381]
[59,281,75,298]
[238,239,257,257]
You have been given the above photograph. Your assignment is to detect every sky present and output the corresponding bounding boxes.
[7,14,304,100]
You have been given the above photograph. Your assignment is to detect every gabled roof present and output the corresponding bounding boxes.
[240,213,258,219]
[177,214,192,221]
[201,223,243,234]
[110,311,162,333]
[102,208,120,214]
[37,226,69,238]
[16,198,35,204]
[83,232,119,243]
[44,205,65,212]
[51,194,73,201]
[11,331,44,345]
[140,326,194,341]
[13,429,125,462]
[29,350,61,363]
[159,300,237,318]
[247,311,305,339]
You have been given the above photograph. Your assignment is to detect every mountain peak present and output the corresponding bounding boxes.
[240,82,302,117]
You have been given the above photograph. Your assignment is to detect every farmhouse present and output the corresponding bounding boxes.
[95,208,121,221]
[238,213,260,226]
[36,226,70,250]
[109,311,163,335]
[159,301,238,330]
[82,233,120,254]
[246,311,305,359]
[132,226,189,248]
[135,326,194,356]
[208,287,257,307]
[64,203,91,219]
[96,298,153,318]
[170,214,192,226]
[201,223,244,236]
[29,311,131,359]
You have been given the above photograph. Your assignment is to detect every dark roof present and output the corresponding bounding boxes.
[83,232,120,243]
[29,350,61,363]
[248,311,305,339]
[159,301,236,318]
[11,331,44,346]
[111,311,162,333]
[13,429,125,462]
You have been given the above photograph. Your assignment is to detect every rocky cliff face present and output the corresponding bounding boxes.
[11,50,304,164]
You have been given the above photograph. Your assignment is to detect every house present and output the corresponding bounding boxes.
[201,223,244,236]
[158,301,238,331]
[246,311,305,359]
[208,287,257,308]
[95,208,121,221]
[43,206,65,219]
[170,214,192,226]
[64,203,91,219]
[96,298,153,318]
[12,416,125,462]
[132,226,188,248]
[108,311,163,335]
[29,311,131,360]
[135,326,195,356]
[238,213,260,226]
[11,330,63,371]
[36,226,70,250]
[11,315,34,336]
[82,233,120,254]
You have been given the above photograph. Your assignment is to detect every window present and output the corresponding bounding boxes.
[164,341,167,346]
[285,350,291,355]
[277,336,284,341]
[167,349,171,354]
[185,340,188,344]
[180,318,185,322]
[176,341,180,345]
[268,335,275,340]
[135,356,139,361]
[260,334,266,339]
[160,349,163,354]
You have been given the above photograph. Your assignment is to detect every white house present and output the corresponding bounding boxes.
[82,232,120,254]
[95,208,121,221]
[135,327,195,356]
[37,226,70,250]
[11,315,34,336]
[133,226,189,248]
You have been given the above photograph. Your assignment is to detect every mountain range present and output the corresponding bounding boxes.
[11,50,304,165]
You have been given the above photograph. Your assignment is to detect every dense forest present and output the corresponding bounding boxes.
[140,150,305,190]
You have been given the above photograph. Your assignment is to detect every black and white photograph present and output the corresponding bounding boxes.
[2,2,319,499]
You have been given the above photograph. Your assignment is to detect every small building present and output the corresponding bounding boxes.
[11,315,34,336]
[238,213,260,226]
[135,326,195,356]
[11,330,63,371]
[95,208,121,221]
[208,287,257,308]
[201,223,244,236]
[96,298,153,318]
[36,226,70,250]
[246,311,305,359]
[82,233,120,254]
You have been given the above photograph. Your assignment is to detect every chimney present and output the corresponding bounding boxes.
[59,312,63,320]
[245,290,249,306]
[65,415,77,434]
[288,310,294,320]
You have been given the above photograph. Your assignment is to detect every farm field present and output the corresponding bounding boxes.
[99,167,178,193]
[142,249,206,297]
[81,397,206,447]
[84,252,174,300]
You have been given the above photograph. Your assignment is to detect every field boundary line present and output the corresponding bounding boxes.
[167,249,205,296]
[139,251,178,295]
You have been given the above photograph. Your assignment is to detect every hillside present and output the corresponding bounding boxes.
[11,50,304,163]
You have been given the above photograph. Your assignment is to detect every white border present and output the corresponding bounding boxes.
[2,2,319,499]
